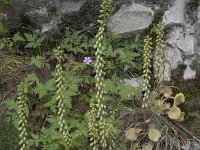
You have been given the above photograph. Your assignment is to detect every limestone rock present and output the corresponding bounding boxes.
[163,0,186,27]
[183,59,196,80]
[124,77,143,88]
[107,3,154,35]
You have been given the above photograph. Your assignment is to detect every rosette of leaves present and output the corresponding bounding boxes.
[88,0,115,149]
[54,46,71,149]
[142,36,152,108]
[167,93,185,121]
[17,82,29,150]
[158,86,186,122]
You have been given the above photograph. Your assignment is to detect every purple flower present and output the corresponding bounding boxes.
[83,56,92,64]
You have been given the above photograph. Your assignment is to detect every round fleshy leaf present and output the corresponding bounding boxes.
[148,123,156,130]
[168,106,181,120]
[161,86,172,98]
[174,93,185,105]
[158,100,167,111]
[148,128,161,142]
[125,128,138,141]
[175,112,185,122]
[143,143,153,150]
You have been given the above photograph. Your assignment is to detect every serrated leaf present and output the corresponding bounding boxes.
[25,73,39,84]
[30,56,45,69]
[34,82,47,99]
[13,32,25,42]
[148,128,161,142]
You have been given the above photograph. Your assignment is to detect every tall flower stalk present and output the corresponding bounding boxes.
[54,46,71,149]
[17,82,29,150]
[154,23,166,85]
[142,36,152,108]
[88,0,115,149]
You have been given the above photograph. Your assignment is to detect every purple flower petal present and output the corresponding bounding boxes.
[84,56,92,64]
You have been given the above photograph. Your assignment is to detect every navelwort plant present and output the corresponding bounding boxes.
[154,23,166,85]
[54,46,71,149]
[88,0,115,149]
[17,82,29,150]
[142,36,152,108]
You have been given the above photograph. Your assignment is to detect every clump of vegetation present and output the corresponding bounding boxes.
[0,0,199,150]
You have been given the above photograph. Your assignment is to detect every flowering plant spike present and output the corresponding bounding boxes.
[54,46,71,149]
[17,82,29,150]
[142,36,152,108]
[154,23,166,84]
[88,0,115,149]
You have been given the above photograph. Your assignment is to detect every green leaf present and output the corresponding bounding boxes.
[46,78,55,91]
[30,56,45,69]
[25,73,40,84]
[119,84,135,100]
[24,33,36,42]
[13,32,25,42]
[34,82,47,99]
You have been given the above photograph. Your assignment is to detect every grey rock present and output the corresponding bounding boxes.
[183,59,196,80]
[107,3,154,35]
[59,0,86,14]
[1,0,87,34]
[162,0,186,27]
[26,7,49,25]
[40,16,61,33]
[124,77,143,88]
[166,26,195,55]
